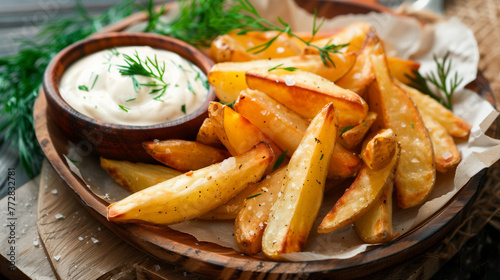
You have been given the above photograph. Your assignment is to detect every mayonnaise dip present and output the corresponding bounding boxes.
[59,46,209,125]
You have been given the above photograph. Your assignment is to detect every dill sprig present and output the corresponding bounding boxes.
[117,51,169,100]
[268,64,298,72]
[0,0,135,177]
[407,52,463,110]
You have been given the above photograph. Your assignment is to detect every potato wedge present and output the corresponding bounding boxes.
[208,101,285,174]
[263,103,337,259]
[208,54,356,103]
[100,158,182,193]
[335,31,379,96]
[361,128,397,171]
[234,167,287,255]
[387,56,420,85]
[318,143,400,233]
[354,181,394,243]
[396,81,471,138]
[235,89,362,178]
[304,21,374,54]
[421,114,461,173]
[143,139,230,172]
[196,118,224,149]
[338,111,378,150]
[209,30,304,63]
[370,53,435,209]
[246,68,368,127]
[108,143,273,225]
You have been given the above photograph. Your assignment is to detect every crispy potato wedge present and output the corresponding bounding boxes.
[100,158,182,193]
[263,103,337,259]
[234,167,287,255]
[107,143,273,225]
[304,21,374,54]
[208,102,285,174]
[338,111,378,150]
[246,68,368,127]
[335,31,379,97]
[370,53,435,209]
[209,30,303,63]
[421,115,461,173]
[208,54,357,103]
[354,181,394,243]
[396,81,471,138]
[318,143,400,233]
[361,128,397,171]
[196,118,225,149]
[387,56,420,85]
[235,89,362,178]
[143,139,230,172]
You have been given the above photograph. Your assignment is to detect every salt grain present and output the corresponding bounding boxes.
[78,237,84,241]
[91,237,99,244]
[442,151,453,160]
[276,47,285,53]
[54,255,61,261]
[51,189,58,195]
[55,214,65,220]
[284,75,296,86]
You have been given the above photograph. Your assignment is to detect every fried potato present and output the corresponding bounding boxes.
[246,68,368,127]
[303,21,374,54]
[335,31,379,97]
[338,111,378,150]
[361,128,397,171]
[354,180,394,243]
[235,89,362,178]
[107,143,273,225]
[196,118,224,149]
[208,101,285,174]
[396,81,471,138]
[387,56,420,85]
[318,143,400,233]
[234,167,287,255]
[263,103,337,259]
[100,158,182,193]
[421,114,461,173]
[208,54,357,103]
[143,139,230,172]
[369,53,435,209]
[209,30,303,63]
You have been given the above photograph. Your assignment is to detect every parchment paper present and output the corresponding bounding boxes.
[65,0,500,261]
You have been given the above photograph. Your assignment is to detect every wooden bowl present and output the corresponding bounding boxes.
[42,32,215,162]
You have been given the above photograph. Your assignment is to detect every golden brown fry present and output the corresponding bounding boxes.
[387,56,420,85]
[361,128,397,171]
[263,103,337,259]
[234,167,287,255]
[143,139,230,172]
[208,54,357,103]
[421,115,461,173]
[235,89,362,178]
[354,181,394,243]
[318,144,400,233]
[246,68,368,127]
[369,53,435,209]
[338,111,378,150]
[396,81,471,138]
[196,118,225,149]
[108,143,273,225]
[100,158,182,193]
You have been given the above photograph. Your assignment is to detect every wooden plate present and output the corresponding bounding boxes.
[33,1,497,279]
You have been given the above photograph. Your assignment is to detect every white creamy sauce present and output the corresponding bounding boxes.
[59,46,208,125]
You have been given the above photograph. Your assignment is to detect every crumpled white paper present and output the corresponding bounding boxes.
[66,0,500,261]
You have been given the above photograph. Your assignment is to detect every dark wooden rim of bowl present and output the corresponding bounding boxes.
[42,32,215,131]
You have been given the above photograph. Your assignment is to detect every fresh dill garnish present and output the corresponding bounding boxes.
[125,97,136,102]
[118,104,130,112]
[130,75,141,93]
[78,85,89,92]
[268,63,298,72]
[339,126,354,138]
[117,51,169,98]
[91,75,99,89]
[410,123,415,129]
[181,104,186,114]
[246,193,262,200]
[219,100,235,110]
[187,81,196,95]
[273,150,288,171]
[320,154,324,160]
[0,0,135,177]
[406,51,463,110]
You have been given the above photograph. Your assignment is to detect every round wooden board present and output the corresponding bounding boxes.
[33,1,497,279]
